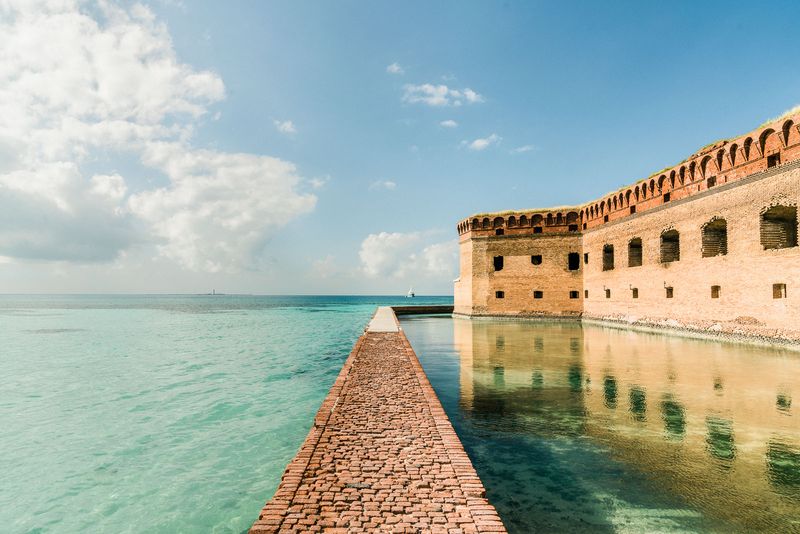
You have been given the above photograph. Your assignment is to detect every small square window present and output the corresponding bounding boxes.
[663,192,671,202]
[534,226,543,234]
[495,228,504,235]
[584,289,589,298]
[493,256,504,271]
[604,215,609,223]
[568,252,580,271]
[533,290,543,299]
[767,154,781,168]
[630,205,637,214]
[583,253,589,264]
[495,291,505,299]
[706,177,716,189]
[711,285,721,299]
[666,286,674,299]
[531,255,542,265]
[773,283,787,299]
[605,288,611,299]
[631,288,639,299]
[569,290,579,299]
[568,224,578,232]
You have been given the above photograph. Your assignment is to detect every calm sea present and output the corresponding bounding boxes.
[0,294,451,534]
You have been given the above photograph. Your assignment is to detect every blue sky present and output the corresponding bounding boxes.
[1,0,799,294]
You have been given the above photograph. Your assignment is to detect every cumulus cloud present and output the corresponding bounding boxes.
[0,1,315,270]
[369,180,397,191]
[386,62,404,75]
[129,143,315,273]
[273,119,296,134]
[359,232,457,280]
[439,119,458,128]
[463,133,502,151]
[402,83,484,107]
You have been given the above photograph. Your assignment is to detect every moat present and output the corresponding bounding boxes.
[402,316,800,533]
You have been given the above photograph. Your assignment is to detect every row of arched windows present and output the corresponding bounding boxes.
[459,117,799,235]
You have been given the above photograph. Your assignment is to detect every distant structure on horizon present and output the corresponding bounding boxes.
[455,109,800,340]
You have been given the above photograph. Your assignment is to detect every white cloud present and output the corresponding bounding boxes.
[369,180,397,191]
[402,83,484,107]
[386,62,404,75]
[273,120,296,134]
[0,1,315,270]
[463,133,502,151]
[439,119,458,128]
[359,232,457,280]
[511,144,536,154]
[309,175,330,189]
[129,143,316,273]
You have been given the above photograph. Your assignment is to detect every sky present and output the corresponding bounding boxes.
[1,0,799,295]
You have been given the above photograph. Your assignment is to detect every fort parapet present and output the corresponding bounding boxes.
[455,110,800,341]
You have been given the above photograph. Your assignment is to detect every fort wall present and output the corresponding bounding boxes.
[455,111,800,340]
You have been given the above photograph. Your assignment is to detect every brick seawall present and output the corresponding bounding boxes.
[249,307,505,533]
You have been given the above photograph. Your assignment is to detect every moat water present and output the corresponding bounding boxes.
[402,316,800,533]
[0,295,451,533]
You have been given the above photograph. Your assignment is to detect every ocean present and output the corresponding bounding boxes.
[0,294,451,534]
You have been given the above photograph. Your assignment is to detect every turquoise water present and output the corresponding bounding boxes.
[402,316,800,533]
[0,295,450,534]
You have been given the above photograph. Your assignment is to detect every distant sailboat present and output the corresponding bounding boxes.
[406,287,415,298]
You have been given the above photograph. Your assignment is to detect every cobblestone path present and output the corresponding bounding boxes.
[250,311,505,533]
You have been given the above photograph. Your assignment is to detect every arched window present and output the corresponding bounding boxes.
[783,120,795,146]
[507,216,516,227]
[669,170,676,189]
[519,215,528,227]
[679,166,686,185]
[493,217,504,228]
[716,149,725,172]
[759,128,776,156]
[702,218,728,257]
[532,214,543,226]
[761,205,798,249]
[700,155,712,178]
[743,137,753,160]
[482,217,490,229]
[729,143,738,167]
[546,213,554,226]
[471,218,479,230]
[657,175,666,193]
[625,190,632,206]
[660,229,680,263]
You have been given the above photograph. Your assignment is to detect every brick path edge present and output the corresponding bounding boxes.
[248,308,507,533]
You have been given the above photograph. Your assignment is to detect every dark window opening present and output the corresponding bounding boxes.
[493,256,504,271]
[663,192,671,203]
[767,153,781,168]
[660,230,680,263]
[533,290,543,299]
[604,215,609,223]
[605,288,611,299]
[568,252,580,271]
[666,286,674,299]
[584,253,589,264]
[711,285,721,299]
[602,244,614,271]
[531,255,542,265]
[706,176,716,188]
[495,228,504,236]
[568,224,578,232]
[628,238,643,267]
[584,289,589,298]
[569,290,579,299]
[630,205,637,215]
[534,226,543,234]
[632,287,639,299]
[495,291,505,299]
[702,219,728,257]
[583,223,587,230]
[761,205,798,249]
[773,283,787,299]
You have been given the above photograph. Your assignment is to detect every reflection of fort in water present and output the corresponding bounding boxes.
[453,318,800,530]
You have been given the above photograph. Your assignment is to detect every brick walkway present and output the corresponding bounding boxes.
[250,308,506,533]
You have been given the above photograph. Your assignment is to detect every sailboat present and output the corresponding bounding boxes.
[406,286,415,298]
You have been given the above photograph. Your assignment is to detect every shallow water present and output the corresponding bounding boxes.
[0,295,450,533]
[402,317,800,533]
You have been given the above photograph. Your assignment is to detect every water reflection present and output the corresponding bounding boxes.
[402,317,800,533]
